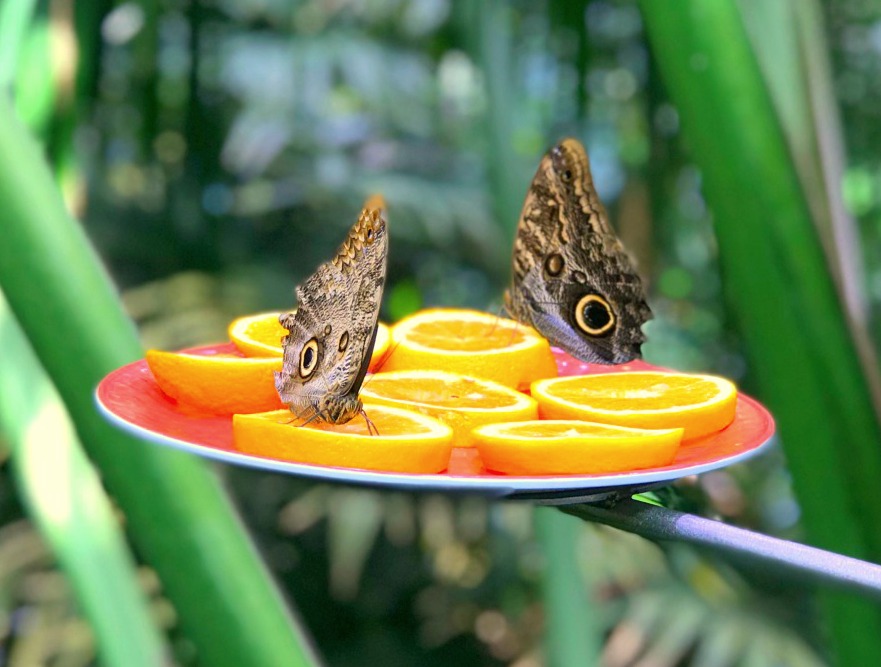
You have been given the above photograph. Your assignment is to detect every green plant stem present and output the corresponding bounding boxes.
[639,1,881,664]
[536,509,601,667]
[0,95,320,667]
[0,0,37,89]
[0,293,169,667]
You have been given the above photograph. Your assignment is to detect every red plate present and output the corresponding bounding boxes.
[95,344,775,502]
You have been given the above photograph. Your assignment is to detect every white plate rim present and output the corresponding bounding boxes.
[95,390,777,499]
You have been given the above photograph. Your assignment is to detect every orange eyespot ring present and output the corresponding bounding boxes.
[574,294,615,336]
[299,339,320,378]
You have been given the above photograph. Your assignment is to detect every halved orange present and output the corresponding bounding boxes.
[380,309,558,389]
[228,312,391,372]
[532,372,737,441]
[472,420,683,475]
[233,403,453,473]
[227,311,291,357]
[146,349,284,414]
[360,369,538,447]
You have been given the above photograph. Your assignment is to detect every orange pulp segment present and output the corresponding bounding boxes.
[532,371,737,441]
[228,312,391,372]
[360,370,538,447]
[472,420,683,475]
[146,349,284,414]
[228,311,290,357]
[233,403,453,473]
[381,308,557,389]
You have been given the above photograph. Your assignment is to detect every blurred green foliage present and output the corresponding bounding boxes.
[2,0,881,665]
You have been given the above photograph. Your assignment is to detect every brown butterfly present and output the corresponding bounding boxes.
[274,205,387,427]
[505,138,651,363]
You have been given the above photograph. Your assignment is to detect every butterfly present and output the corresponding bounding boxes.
[504,138,652,364]
[274,204,387,428]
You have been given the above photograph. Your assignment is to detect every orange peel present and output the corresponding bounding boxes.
[532,371,737,441]
[146,349,284,414]
[233,403,453,473]
[472,420,683,475]
[228,312,391,372]
[360,369,538,447]
[380,308,557,389]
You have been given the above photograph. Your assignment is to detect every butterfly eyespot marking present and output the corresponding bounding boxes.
[573,270,587,284]
[338,331,349,352]
[561,169,573,183]
[299,339,320,378]
[324,324,332,336]
[544,253,564,277]
[574,294,615,336]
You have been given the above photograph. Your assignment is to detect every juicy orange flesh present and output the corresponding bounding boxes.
[363,376,520,409]
[243,317,288,347]
[492,422,657,439]
[550,374,719,411]
[261,406,439,436]
[405,320,528,351]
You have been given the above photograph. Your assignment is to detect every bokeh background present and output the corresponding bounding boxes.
[1,0,881,665]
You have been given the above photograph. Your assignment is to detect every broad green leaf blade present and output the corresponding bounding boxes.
[0,292,169,667]
[536,509,601,667]
[0,94,319,667]
[639,1,881,663]
[0,0,37,88]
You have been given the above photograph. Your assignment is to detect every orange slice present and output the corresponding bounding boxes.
[360,370,538,447]
[228,312,391,372]
[233,403,453,473]
[380,308,557,389]
[472,420,683,475]
[146,349,284,414]
[227,311,291,357]
[532,372,737,441]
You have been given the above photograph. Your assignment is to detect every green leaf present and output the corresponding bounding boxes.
[0,293,169,667]
[0,94,319,667]
[639,0,881,663]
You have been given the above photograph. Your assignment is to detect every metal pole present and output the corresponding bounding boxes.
[563,498,881,602]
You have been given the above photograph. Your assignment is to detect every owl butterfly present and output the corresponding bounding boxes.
[274,204,387,430]
[505,138,652,364]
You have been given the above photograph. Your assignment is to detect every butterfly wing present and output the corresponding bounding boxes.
[275,207,388,423]
[505,138,651,363]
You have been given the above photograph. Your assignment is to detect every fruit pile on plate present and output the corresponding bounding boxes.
[145,308,738,476]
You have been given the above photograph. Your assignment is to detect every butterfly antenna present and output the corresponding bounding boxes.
[488,304,523,348]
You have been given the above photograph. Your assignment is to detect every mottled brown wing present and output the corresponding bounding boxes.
[274,207,387,423]
[505,138,651,363]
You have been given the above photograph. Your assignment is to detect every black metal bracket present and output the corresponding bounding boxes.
[562,497,881,602]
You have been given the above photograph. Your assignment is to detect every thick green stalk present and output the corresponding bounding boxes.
[0,95,319,667]
[454,3,601,661]
[0,293,168,667]
[536,510,601,667]
[474,0,522,245]
[455,0,526,281]
[0,0,37,88]
[639,1,881,664]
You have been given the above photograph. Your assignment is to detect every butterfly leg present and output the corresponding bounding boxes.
[359,407,379,437]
